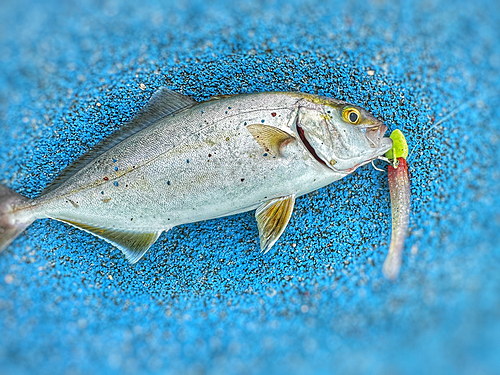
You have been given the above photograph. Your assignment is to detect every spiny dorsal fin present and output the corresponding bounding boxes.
[43,88,197,194]
[57,218,163,263]
[247,124,296,157]
[255,195,296,253]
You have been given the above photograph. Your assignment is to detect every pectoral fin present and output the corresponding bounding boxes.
[247,124,295,157]
[57,219,163,264]
[255,195,296,253]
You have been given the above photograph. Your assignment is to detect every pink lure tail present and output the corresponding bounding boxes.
[0,184,34,253]
[383,157,411,281]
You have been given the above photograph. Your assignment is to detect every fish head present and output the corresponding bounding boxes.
[294,97,393,173]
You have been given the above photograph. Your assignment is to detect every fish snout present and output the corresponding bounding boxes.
[365,121,388,148]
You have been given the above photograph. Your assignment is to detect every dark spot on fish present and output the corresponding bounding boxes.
[228,106,231,109]
[103,176,109,181]
[186,159,190,163]
[115,167,118,171]
[241,178,245,182]
[261,119,265,123]
[244,122,247,125]
[263,153,268,156]
[327,110,331,114]
[208,154,212,157]
[102,197,111,203]
[201,110,204,114]
[225,137,230,141]
[113,159,117,163]
[131,218,133,221]
[125,184,128,187]
[101,191,104,195]
[225,111,228,114]
[167,181,171,185]
[271,112,277,117]
[133,166,136,168]
[114,181,119,186]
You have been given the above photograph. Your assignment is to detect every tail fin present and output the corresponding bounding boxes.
[0,184,34,253]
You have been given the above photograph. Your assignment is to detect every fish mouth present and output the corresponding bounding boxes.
[344,129,393,174]
[365,121,388,148]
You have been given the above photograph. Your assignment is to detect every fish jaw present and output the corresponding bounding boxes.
[343,136,393,174]
[365,122,388,148]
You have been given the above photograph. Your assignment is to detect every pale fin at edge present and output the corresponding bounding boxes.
[255,195,296,253]
[57,219,163,264]
[43,88,197,194]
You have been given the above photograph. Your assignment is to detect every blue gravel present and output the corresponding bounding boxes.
[1,0,500,374]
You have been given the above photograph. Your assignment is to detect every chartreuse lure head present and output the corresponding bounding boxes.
[385,129,408,161]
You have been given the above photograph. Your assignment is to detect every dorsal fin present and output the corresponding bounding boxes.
[57,218,164,263]
[206,94,236,101]
[43,88,197,194]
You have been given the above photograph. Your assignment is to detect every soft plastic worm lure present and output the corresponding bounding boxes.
[382,130,410,281]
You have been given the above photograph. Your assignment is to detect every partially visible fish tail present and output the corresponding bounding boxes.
[0,184,34,253]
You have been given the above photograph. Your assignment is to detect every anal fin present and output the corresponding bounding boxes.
[57,219,163,264]
[255,195,296,253]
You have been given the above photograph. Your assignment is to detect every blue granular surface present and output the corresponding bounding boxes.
[1,0,500,374]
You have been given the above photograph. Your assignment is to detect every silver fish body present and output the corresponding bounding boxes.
[0,90,392,262]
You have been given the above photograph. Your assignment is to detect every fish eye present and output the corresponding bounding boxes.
[342,107,361,125]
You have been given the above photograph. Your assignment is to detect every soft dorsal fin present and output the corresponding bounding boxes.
[57,218,164,263]
[43,88,197,194]
[206,94,236,101]
[255,195,296,253]
[247,124,296,157]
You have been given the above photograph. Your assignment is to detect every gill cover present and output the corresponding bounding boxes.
[295,105,389,172]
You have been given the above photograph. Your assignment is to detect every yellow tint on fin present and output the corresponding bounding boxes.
[57,219,163,264]
[255,195,296,253]
[247,124,295,156]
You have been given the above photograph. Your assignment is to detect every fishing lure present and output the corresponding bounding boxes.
[382,129,410,280]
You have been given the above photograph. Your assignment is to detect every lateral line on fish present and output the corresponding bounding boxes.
[42,105,296,201]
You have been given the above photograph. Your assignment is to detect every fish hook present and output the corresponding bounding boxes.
[371,159,386,172]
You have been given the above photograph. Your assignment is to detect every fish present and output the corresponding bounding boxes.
[0,89,393,263]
